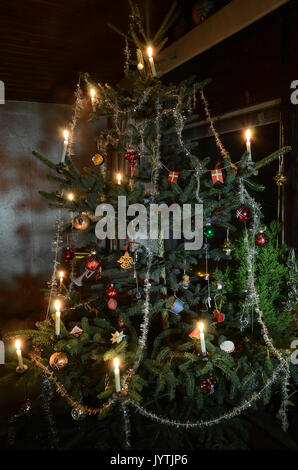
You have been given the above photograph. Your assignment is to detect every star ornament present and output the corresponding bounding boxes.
[110,330,126,344]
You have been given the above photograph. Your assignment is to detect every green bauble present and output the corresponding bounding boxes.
[203,224,215,238]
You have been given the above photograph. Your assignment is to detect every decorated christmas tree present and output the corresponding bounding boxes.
[1,2,297,450]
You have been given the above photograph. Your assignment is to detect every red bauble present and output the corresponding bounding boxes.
[255,231,268,247]
[107,298,117,310]
[124,147,140,177]
[63,247,75,262]
[201,377,217,395]
[213,309,225,322]
[235,206,251,222]
[106,284,118,298]
[85,252,101,272]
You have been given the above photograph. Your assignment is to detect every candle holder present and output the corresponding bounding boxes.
[51,333,64,342]
[197,352,211,362]
[16,364,28,374]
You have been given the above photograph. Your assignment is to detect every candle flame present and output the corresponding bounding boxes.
[54,299,61,311]
[63,129,69,141]
[90,88,95,99]
[59,271,64,280]
[117,173,122,184]
[147,46,153,58]
[198,322,204,333]
[245,129,251,143]
[137,63,144,70]
[15,339,21,350]
[114,357,119,369]
[67,193,74,201]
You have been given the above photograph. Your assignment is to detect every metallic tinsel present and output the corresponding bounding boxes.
[40,376,59,448]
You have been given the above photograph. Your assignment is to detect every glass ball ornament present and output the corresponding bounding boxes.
[201,376,217,395]
[203,223,215,238]
[85,252,101,271]
[73,215,90,231]
[274,171,287,186]
[49,352,68,370]
[235,206,251,222]
[63,247,75,262]
[106,284,118,298]
[107,298,117,310]
[71,408,86,421]
[255,230,268,247]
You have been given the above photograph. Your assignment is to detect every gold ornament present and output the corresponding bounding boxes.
[73,214,90,231]
[49,352,68,370]
[110,330,126,344]
[117,251,135,269]
[274,171,287,186]
[92,154,104,166]
[222,240,233,255]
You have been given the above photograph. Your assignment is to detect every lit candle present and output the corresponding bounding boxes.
[113,357,121,393]
[198,322,207,356]
[245,129,252,161]
[147,47,156,77]
[61,129,69,163]
[67,192,74,221]
[59,270,64,285]
[15,339,24,370]
[117,173,122,185]
[54,299,61,337]
[90,88,96,112]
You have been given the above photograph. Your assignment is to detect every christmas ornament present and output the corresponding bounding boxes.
[220,340,235,353]
[136,292,142,300]
[110,330,126,344]
[255,230,269,247]
[107,298,117,310]
[124,147,140,177]
[189,326,200,339]
[274,171,287,186]
[211,168,223,184]
[70,326,83,337]
[85,252,101,272]
[235,206,251,222]
[92,154,104,166]
[49,352,68,371]
[63,247,75,262]
[213,309,225,322]
[106,284,118,298]
[117,251,135,269]
[181,274,190,289]
[56,162,68,174]
[168,171,179,183]
[222,240,233,255]
[71,408,86,421]
[119,318,126,330]
[73,215,90,231]
[203,218,215,238]
[71,269,96,287]
[201,376,217,395]
[215,280,224,290]
[166,296,184,314]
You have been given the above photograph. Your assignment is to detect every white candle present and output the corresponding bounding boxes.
[15,340,24,370]
[90,88,96,112]
[54,300,61,336]
[114,357,121,393]
[67,193,74,221]
[61,129,69,163]
[245,129,252,161]
[147,47,156,77]
[198,322,207,356]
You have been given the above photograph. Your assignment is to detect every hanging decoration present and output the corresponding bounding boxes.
[220,340,235,354]
[117,250,135,269]
[62,247,75,262]
[124,147,140,177]
[166,296,184,314]
[255,230,269,247]
[108,298,118,310]
[71,408,86,421]
[214,280,224,290]
[49,352,68,371]
[211,168,223,184]
[85,251,102,275]
[181,273,190,289]
[201,377,217,395]
[110,330,126,344]
[235,206,251,222]
[203,217,215,238]
[106,284,119,299]
[168,171,179,183]
[92,154,105,166]
[73,215,90,231]
[70,326,83,337]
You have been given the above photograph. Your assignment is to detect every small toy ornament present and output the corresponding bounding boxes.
[222,240,233,255]
[106,284,118,298]
[201,376,217,395]
[220,340,235,354]
[213,309,225,322]
[92,154,104,166]
[49,352,68,370]
[166,296,184,314]
[124,147,140,177]
[110,330,126,344]
[117,251,135,269]
[168,171,179,183]
[203,218,215,238]
[274,171,287,186]
[70,326,83,337]
[235,206,251,222]
[71,408,86,421]
[181,274,190,289]
[255,230,269,247]
[63,247,75,262]
[73,214,90,231]
[211,168,223,184]
[215,280,224,290]
[107,298,117,310]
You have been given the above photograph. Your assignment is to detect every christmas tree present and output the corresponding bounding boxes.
[1,2,297,450]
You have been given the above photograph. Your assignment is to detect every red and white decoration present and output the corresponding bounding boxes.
[168,171,179,183]
[211,168,223,184]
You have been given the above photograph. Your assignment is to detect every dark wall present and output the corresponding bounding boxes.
[165,0,298,246]
[0,101,103,334]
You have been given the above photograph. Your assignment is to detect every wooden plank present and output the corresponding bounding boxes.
[158,0,290,75]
